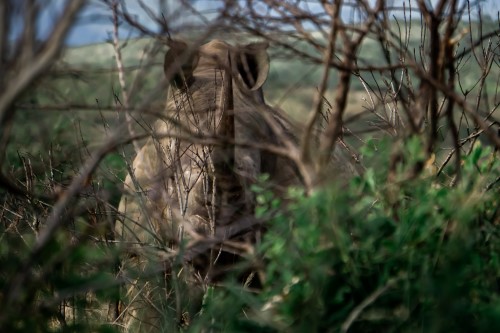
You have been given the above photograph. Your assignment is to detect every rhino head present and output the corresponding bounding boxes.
[116,39,297,248]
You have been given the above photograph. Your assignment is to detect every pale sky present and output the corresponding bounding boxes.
[66,0,499,46]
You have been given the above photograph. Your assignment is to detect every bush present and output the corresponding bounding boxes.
[192,138,500,333]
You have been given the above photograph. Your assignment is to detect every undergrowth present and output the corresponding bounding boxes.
[0,136,499,332]
[189,138,500,333]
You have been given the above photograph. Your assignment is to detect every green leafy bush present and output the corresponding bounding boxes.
[192,138,500,333]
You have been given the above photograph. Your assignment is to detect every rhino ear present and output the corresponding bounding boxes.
[164,40,199,88]
[234,42,270,91]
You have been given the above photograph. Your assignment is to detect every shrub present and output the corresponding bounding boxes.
[192,138,500,333]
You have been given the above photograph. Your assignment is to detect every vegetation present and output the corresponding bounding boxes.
[0,1,499,332]
[191,138,500,332]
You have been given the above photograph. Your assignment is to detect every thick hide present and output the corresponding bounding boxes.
[114,39,299,332]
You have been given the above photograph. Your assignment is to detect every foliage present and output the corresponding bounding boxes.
[1,0,499,332]
[191,138,500,333]
[1,138,498,332]
[0,223,120,333]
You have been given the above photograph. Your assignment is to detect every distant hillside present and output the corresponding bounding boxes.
[59,18,500,119]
